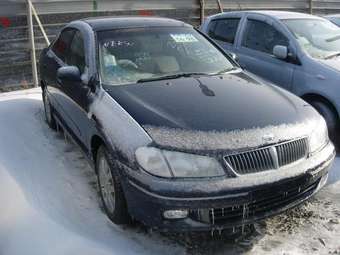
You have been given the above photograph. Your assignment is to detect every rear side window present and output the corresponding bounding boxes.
[67,31,86,73]
[242,19,288,54]
[207,18,240,44]
[52,29,75,61]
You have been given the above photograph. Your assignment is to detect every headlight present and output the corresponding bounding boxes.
[135,147,172,177]
[309,117,329,153]
[135,147,225,178]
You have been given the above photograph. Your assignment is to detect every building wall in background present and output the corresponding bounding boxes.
[0,0,339,91]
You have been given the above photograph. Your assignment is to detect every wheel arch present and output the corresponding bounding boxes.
[301,93,339,120]
[90,134,105,167]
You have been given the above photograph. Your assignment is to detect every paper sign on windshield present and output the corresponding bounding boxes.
[170,34,198,43]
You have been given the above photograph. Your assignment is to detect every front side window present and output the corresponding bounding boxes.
[52,29,75,61]
[67,31,86,73]
[242,19,289,55]
[283,18,340,59]
[208,18,240,44]
[97,27,235,86]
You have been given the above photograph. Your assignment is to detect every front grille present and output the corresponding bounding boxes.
[190,175,320,226]
[224,137,308,175]
[276,138,308,167]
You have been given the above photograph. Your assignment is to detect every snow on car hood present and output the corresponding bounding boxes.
[105,71,319,151]
[143,118,320,151]
[319,56,340,72]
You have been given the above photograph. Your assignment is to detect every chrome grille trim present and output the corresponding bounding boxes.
[276,137,308,167]
[224,137,309,175]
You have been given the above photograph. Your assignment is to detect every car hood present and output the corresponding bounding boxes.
[319,56,340,72]
[104,71,319,150]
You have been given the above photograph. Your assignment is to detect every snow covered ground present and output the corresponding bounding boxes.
[0,88,339,255]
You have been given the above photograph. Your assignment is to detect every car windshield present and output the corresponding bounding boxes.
[97,27,235,86]
[329,17,340,27]
[283,18,340,59]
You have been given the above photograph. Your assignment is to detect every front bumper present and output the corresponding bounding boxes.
[122,142,335,232]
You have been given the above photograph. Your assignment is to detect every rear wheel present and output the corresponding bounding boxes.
[43,89,56,130]
[310,100,339,148]
[96,145,130,224]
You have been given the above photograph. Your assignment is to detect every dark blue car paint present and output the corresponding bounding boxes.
[104,72,313,131]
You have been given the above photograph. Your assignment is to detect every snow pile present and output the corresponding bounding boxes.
[250,158,340,255]
[0,89,183,255]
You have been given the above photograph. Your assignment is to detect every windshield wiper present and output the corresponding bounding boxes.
[325,52,340,59]
[137,72,210,83]
[212,67,238,75]
[326,35,340,42]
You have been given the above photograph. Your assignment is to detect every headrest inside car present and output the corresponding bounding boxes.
[154,56,180,73]
[104,54,117,67]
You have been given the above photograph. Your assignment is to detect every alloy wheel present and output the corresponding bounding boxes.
[98,154,116,214]
[43,92,52,124]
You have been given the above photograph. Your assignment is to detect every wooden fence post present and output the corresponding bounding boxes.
[27,0,38,87]
[309,0,313,14]
[216,0,224,13]
[200,0,205,25]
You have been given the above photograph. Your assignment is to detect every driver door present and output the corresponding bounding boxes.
[60,29,92,148]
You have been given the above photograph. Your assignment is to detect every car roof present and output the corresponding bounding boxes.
[81,16,190,31]
[209,10,324,21]
[324,14,340,18]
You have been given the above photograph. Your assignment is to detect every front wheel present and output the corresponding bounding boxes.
[96,145,130,224]
[43,89,56,130]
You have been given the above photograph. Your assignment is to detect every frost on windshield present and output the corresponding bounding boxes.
[97,26,234,86]
[284,19,340,59]
[143,118,320,151]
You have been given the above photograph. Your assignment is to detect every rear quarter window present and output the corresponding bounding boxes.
[207,18,240,44]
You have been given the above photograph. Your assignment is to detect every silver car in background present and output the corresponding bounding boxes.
[201,11,340,146]
[324,14,340,27]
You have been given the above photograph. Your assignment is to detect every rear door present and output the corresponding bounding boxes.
[206,17,242,53]
[236,15,295,90]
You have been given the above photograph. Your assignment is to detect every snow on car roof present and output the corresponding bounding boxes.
[324,13,340,18]
[209,10,324,20]
[81,16,190,31]
[247,10,323,20]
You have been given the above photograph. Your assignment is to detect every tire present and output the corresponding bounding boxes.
[43,89,56,130]
[96,145,130,224]
[310,100,339,148]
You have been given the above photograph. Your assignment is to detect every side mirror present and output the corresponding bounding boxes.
[273,45,288,60]
[57,66,81,83]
